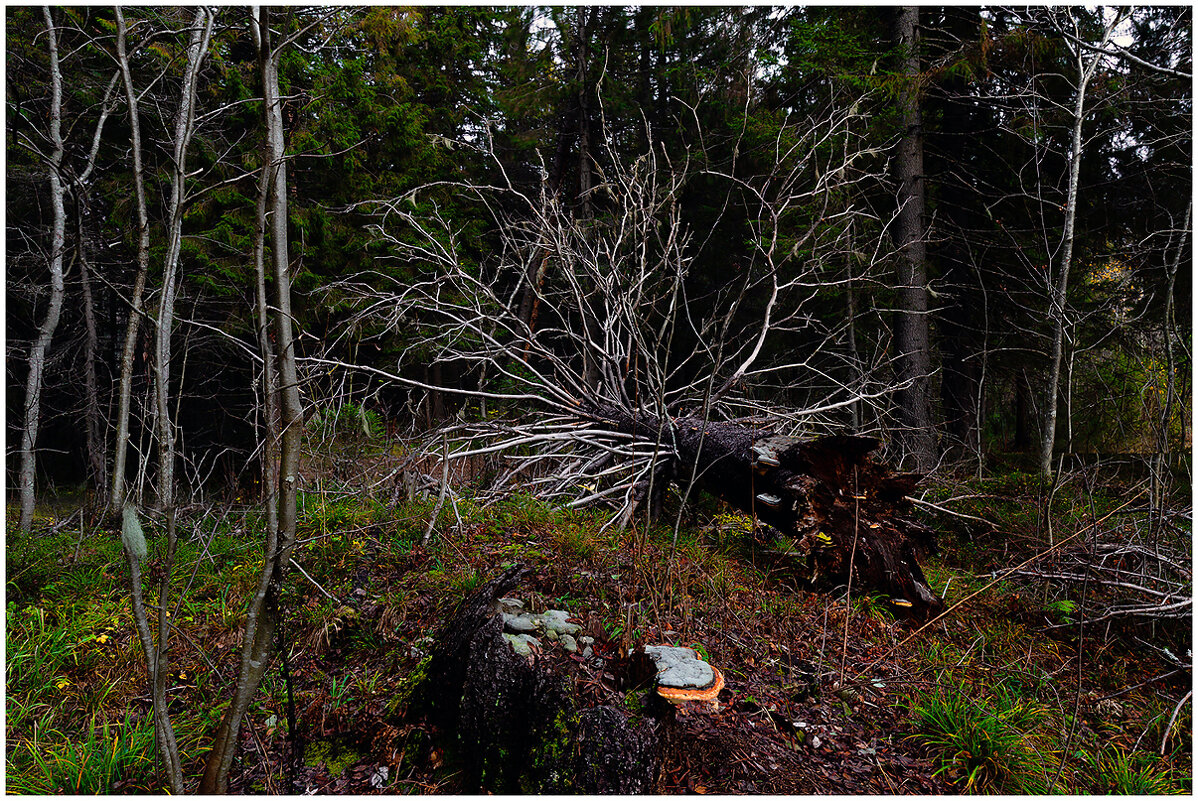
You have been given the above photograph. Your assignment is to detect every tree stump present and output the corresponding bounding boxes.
[408,566,663,793]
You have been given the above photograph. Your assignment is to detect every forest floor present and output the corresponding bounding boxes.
[5,447,1192,794]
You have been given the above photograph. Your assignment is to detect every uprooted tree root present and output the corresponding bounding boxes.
[588,403,945,619]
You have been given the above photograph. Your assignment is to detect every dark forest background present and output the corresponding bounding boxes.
[7,5,1191,504]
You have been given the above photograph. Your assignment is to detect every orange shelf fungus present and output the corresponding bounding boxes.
[656,665,725,710]
[642,644,725,713]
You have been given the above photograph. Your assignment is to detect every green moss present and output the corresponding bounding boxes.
[304,739,360,778]
[623,688,648,717]
[386,655,432,717]
[400,727,428,768]
[521,701,579,793]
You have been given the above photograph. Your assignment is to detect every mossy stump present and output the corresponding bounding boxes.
[406,565,663,793]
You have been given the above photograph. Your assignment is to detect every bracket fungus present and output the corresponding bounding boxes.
[755,492,783,509]
[642,645,725,712]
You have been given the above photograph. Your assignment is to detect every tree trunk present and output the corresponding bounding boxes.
[431,362,446,421]
[1038,66,1087,476]
[575,6,594,220]
[77,196,108,498]
[110,7,151,511]
[515,106,571,351]
[1038,10,1121,475]
[123,9,213,794]
[410,566,664,793]
[154,8,212,510]
[892,6,935,475]
[69,72,120,502]
[571,7,604,391]
[201,8,301,790]
[930,8,985,460]
[123,507,183,794]
[19,6,68,534]
[1014,370,1032,450]
[1152,201,1190,531]
[585,402,945,620]
[62,70,121,502]
[846,263,862,431]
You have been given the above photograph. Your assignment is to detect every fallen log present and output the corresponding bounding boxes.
[586,403,945,620]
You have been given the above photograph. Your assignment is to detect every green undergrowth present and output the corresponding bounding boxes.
[5,468,1191,793]
[902,600,1188,795]
[901,467,1189,795]
[6,713,157,794]
[908,675,1058,793]
[1082,744,1186,794]
[904,657,1186,794]
[918,469,1129,550]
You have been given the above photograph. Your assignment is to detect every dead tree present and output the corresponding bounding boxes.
[586,402,943,618]
[322,98,943,616]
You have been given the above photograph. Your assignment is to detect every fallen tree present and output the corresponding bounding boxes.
[319,103,946,619]
[586,403,943,619]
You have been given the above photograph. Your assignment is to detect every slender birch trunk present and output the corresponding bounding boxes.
[1151,202,1190,531]
[111,7,151,511]
[155,8,213,510]
[201,7,301,790]
[1038,10,1121,475]
[118,8,214,793]
[18,7,68,534]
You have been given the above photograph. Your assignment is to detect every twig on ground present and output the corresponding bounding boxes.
[291,560,341,603]
[906,496,996,529]
[1160,690,1192,755]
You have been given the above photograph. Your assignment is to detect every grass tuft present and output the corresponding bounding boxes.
[909,679,1058,793]
[6,714,156,794]
[1080,745,1183,794]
